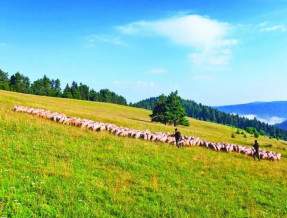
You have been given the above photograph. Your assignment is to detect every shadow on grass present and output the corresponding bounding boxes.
[128,118,152,124]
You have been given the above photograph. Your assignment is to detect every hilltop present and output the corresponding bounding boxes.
[0,90,287,217]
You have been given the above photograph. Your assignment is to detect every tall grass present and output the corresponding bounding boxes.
[0,90,286,217]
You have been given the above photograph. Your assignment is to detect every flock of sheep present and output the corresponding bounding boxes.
[13,105,281,161]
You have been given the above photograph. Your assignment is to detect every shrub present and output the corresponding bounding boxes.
[246,127,255,134]
[259,130,265,136]
[231,133,235,138]
[254,131,260,138]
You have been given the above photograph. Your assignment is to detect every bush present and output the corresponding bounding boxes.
[244,134,247,138]
[259,130,265,136]
[254,131,260,138]
[246,127,255,134]
[231,133,235,138]
[241,131,244,135]
[236,129,240,134]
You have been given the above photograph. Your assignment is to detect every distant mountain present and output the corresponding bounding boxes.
[214,101,287,124]
[276,120,287,131]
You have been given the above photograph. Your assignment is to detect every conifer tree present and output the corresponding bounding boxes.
[150,91,190,127]
[165,91,190,126]
[149,94,168,124]
[0,69,10,90]
[62,84,73,99]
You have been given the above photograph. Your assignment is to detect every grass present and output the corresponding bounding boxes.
[0,90,287,217]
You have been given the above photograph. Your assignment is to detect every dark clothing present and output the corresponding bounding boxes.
[253,143,260,161]
[175,131,182,141]
[253,143,259,150]
[175,131,182,148]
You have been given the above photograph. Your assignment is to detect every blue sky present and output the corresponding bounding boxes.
[0,0,287,105]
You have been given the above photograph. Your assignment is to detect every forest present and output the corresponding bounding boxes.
[0,69,127,105]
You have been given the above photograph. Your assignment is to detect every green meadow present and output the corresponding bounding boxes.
[0,90,287,217]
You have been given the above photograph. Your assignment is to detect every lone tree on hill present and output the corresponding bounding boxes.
[150,94,168,124]
[150,91,190,127]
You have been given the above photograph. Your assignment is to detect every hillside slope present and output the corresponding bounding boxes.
[133,97,287,140]
[0,90,287,217]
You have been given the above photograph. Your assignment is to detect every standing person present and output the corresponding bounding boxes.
[174,128,182,148]
[253,140,260,161]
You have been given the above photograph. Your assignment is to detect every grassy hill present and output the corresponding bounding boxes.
[0,90,287,217]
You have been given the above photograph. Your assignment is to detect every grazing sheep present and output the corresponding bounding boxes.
[13,105,281,161]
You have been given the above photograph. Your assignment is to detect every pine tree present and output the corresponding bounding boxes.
[0,69,10,90]
[165,91,190,126]
[149,91,190,127]
[149,94,168,124]
[62,84,73,99]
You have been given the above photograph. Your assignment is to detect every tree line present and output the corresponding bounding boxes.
[0,69,127,105]
[2,68,287,140]
[133,96,287,141]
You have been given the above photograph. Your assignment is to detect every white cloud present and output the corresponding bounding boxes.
[241,114,257,120]
[239,114,285,125]
[259,24,286,32]
[148,68,167,74]
[117,14,238,67]
[266,117,286,125]
[258,21,268,27]
[86,35,125,47]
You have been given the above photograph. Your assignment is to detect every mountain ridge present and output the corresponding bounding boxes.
[214,101,287,123]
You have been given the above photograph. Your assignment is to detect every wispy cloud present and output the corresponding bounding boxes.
[241,114,286,125]
[86,35,125,47]
[117,14,238,67]
[258,22,286,32]
[148,68,167,74]
[261,25,286,32]
[258,21,269,27]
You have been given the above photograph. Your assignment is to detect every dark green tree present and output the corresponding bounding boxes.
[10,72,30,93]
[79,83,89,100]
[165,91,189,126]
[149,94,168,124]
[62,84,73,99]
[71,81,81,99]
[50,79,62,97]
[89,89,99,101]
[0,69,10,90]
[31,79,44,95]
[42,75,51,96]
